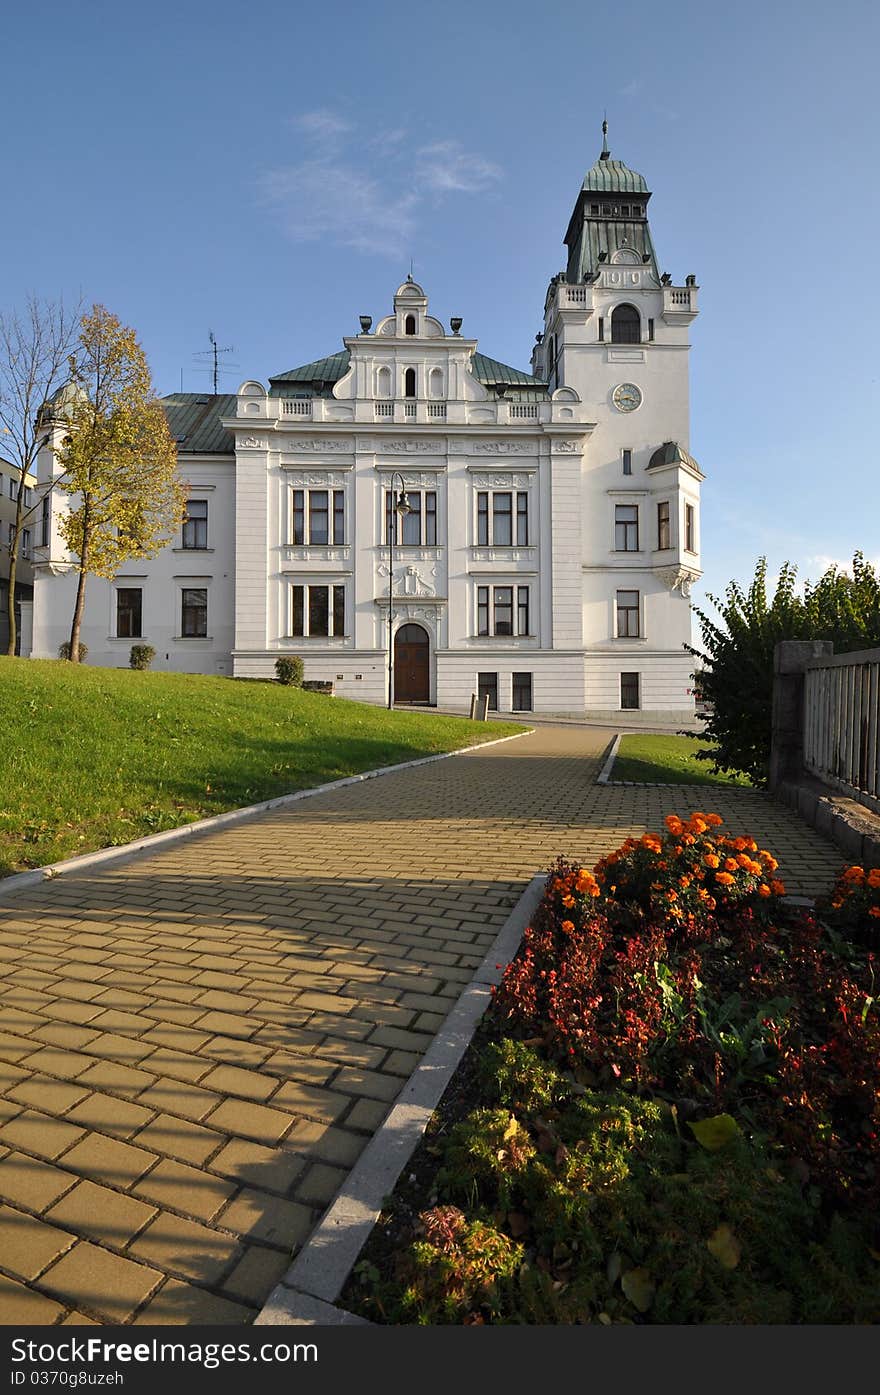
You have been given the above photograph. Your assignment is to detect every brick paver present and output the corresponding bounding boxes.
[0,724,843,1325]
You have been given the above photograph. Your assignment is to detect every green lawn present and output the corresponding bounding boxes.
[0,658,524,877]
[611,733,752,787]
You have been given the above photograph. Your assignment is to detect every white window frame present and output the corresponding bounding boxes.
[288,581,346,638]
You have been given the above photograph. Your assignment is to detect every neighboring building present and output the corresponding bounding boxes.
[30,129,703,721]
[0,457,37,654]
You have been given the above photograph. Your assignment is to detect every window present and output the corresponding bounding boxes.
[621,204,630,216]
[590,203,599,215]
[116,588,142,639]
[40,494,50,548]
[685,503,696,553]
[404,314,416,336]
[657,500,671,550]
[615,504,639,551]
[20,528,31,559]
[24,486,33,507]
[182,499,208,549]
[8,477,14,501]
[617,589,640,638]
[622,449,632,476]
[597,317,604,342]
[611,303,640,344]
[292,489,344,545]
[477,672,498,711]
[494,587,513,635]
[648,318,654,341]
[181,588,207,638]
[621,672,640,710]
[290,583,345,637]
[476,490,528,546]
[477,584,531,637]
[386,489,437,545]
[404,367,416,398]
[512,672,533,711]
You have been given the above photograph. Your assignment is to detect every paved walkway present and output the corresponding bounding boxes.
[0,726,842,1325]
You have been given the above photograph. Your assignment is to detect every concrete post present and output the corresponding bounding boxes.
[769,639,833,789]
[18,599,33,658]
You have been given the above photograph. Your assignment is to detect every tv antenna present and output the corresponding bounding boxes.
[193,331,239,395]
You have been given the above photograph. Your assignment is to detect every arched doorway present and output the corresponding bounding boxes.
[394,623,430,703]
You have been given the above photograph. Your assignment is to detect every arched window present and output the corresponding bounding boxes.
[611,303,641,344]
[376,365,391,399]
[404,314,416,336]
[404,367,416,398]
[428,367,443,399]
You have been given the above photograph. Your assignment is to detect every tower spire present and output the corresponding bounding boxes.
[601,116,610,161]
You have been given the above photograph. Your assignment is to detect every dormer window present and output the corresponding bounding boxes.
[404,314,416,336]
[404,368,416,398]
[611,303,640,344]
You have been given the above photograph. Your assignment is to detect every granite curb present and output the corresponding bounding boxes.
[254,872,547,1326]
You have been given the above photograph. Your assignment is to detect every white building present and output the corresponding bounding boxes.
[31,130,703,721]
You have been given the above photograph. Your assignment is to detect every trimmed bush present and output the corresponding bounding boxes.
[274,655,304,687]
[58,641,88,661]
[129,644,156,671]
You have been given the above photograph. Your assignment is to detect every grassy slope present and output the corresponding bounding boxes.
[0,658,523,877]
[612,733,752,787]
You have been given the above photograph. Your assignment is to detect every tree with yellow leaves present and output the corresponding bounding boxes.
[56,305,187,662]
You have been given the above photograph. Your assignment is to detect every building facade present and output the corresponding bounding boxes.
[0,458,37,654]
[30,132,703,720]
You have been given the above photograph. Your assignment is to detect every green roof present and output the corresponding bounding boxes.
[161,394,237,454]
[270,349,547,398]
[648,441,702,474]
[269,353,351,395]
[582,156,648,195]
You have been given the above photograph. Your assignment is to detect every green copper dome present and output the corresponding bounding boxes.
[582,158,648,195]
[582,122,648,195]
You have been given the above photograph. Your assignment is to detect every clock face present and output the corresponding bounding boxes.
[613,382,642,413]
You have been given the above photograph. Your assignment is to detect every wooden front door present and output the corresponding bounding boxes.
[394,623,430,702]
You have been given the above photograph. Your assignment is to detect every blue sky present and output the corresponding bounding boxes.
[3,0,878,624]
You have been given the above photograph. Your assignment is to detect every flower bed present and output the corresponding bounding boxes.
[346,814,880,1325]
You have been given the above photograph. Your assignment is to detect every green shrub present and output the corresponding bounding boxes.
[274,655,304,686]
[363,1057,880,1324]
[129,644,156,671]
[58,641,88,661]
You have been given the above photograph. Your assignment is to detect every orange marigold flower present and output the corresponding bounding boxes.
[843,866,865,884]
[736,854,752,869]
[681,834,696,846]
[770,879,786,896]
[689,818,708,836]
[575,872,599,896]
[732,837,749,852]
[716,872,735,886]
[680,876,691,888]
[866,867,880,888]
[704,853,720,869]
[561,920,575,933]
[667,890,678,901]
[758,883,771,898]
[724,858,739,873]
[869,907,880,920]
[705,895,717,909]
[665,815,684,834]
[705,813,724,827]
[561,894,575,908]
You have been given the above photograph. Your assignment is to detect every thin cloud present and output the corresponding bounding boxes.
[292,109,352,143]
[416,141,502,194]
[260,112,503,258]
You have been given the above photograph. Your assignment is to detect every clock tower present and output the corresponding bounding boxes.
[531,123,704,721]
